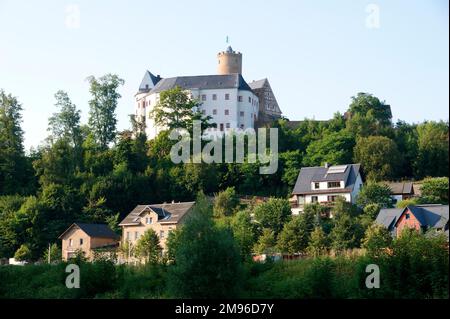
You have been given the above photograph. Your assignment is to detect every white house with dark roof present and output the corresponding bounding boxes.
[290,163,363,215]
[134,46,282,139]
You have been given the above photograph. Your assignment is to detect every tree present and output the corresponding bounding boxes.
[135,229,162,264]
[253,198,291,236]
[354,135,402,181]
[307,226,328,257]
[167,193,243,298]
[230,210,257,259]
[48,90,82,148]
[42,243,62,263]
[87,74,124,148]
[14,244,32,262]
[253,228,277,255]
[279,150,303,188]
[213,187,239,217]
[356,182,394,208]
[150,86,214,134]
[345,92,392,137]
[414,121,449,178]
[362,223,392,257]
[303,130,355,167]
[0,90,29,195]
[277,210,316,254]
[420,177,449,204]
[329,210,363,252]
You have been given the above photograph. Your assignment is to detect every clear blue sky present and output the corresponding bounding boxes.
[0,0,448,150]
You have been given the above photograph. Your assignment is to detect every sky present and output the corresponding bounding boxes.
[0,0,448,150]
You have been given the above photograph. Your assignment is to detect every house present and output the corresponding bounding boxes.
[290,163,363,215]
[376,204,449,239]
[119,201,195,254]
[58,223,120,261]
[134,47,282,139]
[384,181,415,204]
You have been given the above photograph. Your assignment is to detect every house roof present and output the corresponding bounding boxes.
[138,70,162,93]
[292,164,361,195]
[119,201,195,226]
[375,208,404,230]
[58,223,119,240]
[249,78,267,90]
[384,181,414,195]
[148,74,253,94]
[377,205,449,230]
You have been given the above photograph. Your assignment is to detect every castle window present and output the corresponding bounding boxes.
[226,123,230,129]
[225,94,230,100]
[201,110,206,115]
[225,109,229,115]
[213,94,217,100]
[240,124,244,129]
[213,109,217,115]
[220,123,224,131]
[248,97,251,103]
[238,96,243,102]
[240,111,244,117]
[201,94,206,101]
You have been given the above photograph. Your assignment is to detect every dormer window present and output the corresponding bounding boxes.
[314,182,320,189]
[327,181,341,188]
[146,217,153,225]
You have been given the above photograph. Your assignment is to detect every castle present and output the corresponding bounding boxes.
[134,47,282,139]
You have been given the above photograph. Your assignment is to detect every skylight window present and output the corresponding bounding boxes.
[327,165,348,174]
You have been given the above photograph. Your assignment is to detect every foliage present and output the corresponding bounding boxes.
[14,244,32,262]
[253,228,277,255]
[134,229,163,264]
[87,74,125,148]
[361,223,392,257]
[230,210,257,260]
[213,187,239,217]
[307,226,328,257]
[42,243,62,263]
[354,135,402,181]
[167,193,243,298]
[419,177,449,204]
[253,198,292,236]
[277,210,315,254]
[356,182,395,208]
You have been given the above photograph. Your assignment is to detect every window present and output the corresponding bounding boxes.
[327,181,341,188]
[240,124,244,129]
[314,182,320,189]
[225,93,230,100]
[225,109,229,115]
[220,123,224,131]
[213,94,217,100]
[69,239,73,247]
[240,111,244,117]
[201,109,206,115]
[201,94,206,101]
[238,96,243,102]
[311,196,318,203]
[160,230,165,239]
[405,213,410,220]
[327,195,341,202]
[146,217,153,225]
[248,97,252,103]
[79,238,83,246]
[135,231,139,240]
[226,123,230,129]
[213,109,217,115]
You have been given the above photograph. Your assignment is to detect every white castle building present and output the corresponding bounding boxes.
[134,47,282,139]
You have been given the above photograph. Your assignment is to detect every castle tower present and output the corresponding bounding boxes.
[217,46,242,74]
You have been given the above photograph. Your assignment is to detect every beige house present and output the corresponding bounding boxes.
[58,223,119,261]
[119,201,195,256]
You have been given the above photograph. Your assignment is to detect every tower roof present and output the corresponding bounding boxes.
[138,70,162,93]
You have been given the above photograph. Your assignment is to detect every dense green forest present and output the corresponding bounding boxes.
[0,74,449,261]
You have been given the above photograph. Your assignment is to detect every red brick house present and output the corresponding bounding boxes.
[376,204,449,239]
